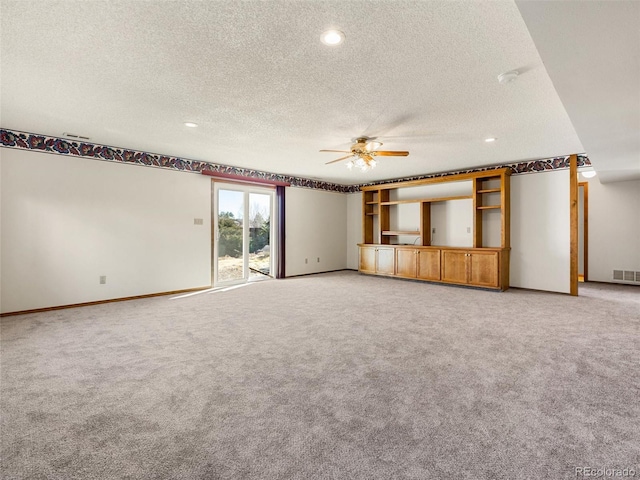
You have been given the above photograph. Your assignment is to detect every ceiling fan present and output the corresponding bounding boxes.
[320,136,409,171]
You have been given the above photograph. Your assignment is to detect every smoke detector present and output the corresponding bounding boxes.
[497,70,519,85]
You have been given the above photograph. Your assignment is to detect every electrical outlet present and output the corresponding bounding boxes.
[317,257,320,262]
[99,275,107,284]
[432,228,436,234]
[305,258,308,264]
[194,218,203,225]
[467,227,471,233]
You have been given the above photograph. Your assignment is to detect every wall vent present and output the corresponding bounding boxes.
[612,269,640,283]
[62,132,91,140]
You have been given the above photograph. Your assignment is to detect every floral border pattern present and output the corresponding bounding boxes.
[0,128,590,193]
[357,155,591,190]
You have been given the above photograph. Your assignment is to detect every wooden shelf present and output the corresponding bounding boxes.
[380,194,472,205]
[360,167,511,290]
[382,230,420,236]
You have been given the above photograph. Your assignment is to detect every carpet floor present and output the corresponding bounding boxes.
[1,271,639,479]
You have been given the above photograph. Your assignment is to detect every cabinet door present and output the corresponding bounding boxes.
[359,246,376,274]
[469,251,499,288]
[376,247,395,275]
[396,248,417,278]
[441,250,468,284]
[417,249,441,280]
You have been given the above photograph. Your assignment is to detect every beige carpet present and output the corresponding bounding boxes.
[1,271,639,479]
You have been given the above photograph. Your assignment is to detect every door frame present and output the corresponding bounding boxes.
[212,181,277,287]
[579,181,589,282]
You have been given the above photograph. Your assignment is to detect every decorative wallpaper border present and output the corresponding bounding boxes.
[1,128,590,193]
[0,129,353,193]
[355,155,591,190]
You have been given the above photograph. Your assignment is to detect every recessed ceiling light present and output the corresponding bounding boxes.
[581,170,597,178]
[184,122,198,128]
[485,137,497,143]
[497,70,519,85]
[321,30,345,46]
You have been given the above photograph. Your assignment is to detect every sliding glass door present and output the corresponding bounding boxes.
[213,183,275,286]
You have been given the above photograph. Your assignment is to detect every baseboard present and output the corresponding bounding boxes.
[285,268,357,278]
[0,286,212,317]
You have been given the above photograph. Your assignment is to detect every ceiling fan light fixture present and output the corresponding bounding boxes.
[346,160,354,170]
[321,30,345,46]
[365,140,382,151]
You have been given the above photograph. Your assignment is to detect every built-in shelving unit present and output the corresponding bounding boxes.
[358,168,511,290]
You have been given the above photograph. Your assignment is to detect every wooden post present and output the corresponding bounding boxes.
[579,182,589,282]
[569,154,578,296]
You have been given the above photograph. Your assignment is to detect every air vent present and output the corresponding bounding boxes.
[612,269,640,283]
[62,132,91,140]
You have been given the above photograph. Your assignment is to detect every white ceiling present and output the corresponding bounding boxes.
[0,1,633,185]
[516,0,640,183]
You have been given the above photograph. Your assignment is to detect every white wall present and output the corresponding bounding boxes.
[1,148,211,313]
[285,187,347,276]
[510,170,570,293]
[431,199,473,247]
[346,192,362,270]
[584,177,640,282]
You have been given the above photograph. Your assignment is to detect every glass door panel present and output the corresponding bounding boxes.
[217,189,245,283]
[249,193,272,279]
[213,184,275,286]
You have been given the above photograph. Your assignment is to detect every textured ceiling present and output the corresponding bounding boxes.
[0,0,591,185]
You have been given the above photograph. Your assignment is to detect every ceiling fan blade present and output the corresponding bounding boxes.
[325,155,355,165]
[371,150,410,157]
[319,149,351,153]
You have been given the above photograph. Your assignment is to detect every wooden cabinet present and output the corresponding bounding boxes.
[469,250,499,287]
[358,168,510,291]
[396,248,418,277]
[418,249,441,280]
[376,247,395,275]
[441,250,468,284]
[396,247,441,280]
[359,245,376,273]
[359,245,394,275]
[442,249,499,288]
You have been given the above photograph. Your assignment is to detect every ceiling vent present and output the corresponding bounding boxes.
[62,132,90,140]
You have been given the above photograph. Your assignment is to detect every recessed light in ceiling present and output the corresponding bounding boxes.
[184,122,198,128]
[497,70,519,85]
[484,137,497,143]
[321,30,345,46]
